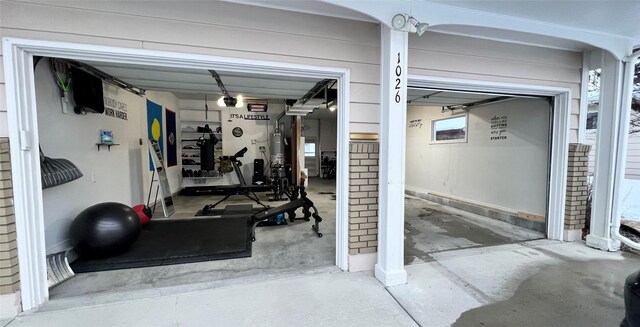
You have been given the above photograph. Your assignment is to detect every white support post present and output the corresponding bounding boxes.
[376,25,408,286]
[586,50,626,251]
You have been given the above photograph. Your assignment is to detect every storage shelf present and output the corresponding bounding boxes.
[179,115,224,189]
[181,131,222,135]
[96,143,119,151]
[181,120,222,125]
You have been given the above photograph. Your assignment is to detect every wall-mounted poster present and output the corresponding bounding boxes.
[165,108,177,167]
[147,100,163,170]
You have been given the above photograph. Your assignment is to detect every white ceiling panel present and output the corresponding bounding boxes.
[407,88,512,107]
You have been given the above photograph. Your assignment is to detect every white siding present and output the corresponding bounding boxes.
[408,32,583,142]
[628,135,640,179]
[588,131,640,180]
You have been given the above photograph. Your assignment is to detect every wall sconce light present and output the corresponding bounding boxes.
[391,13,429,36]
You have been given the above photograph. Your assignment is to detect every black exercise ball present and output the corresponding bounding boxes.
[70,202,142,259]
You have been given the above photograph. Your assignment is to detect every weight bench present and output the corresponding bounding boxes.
[199,147,275,212]
[250,185,322,241]
[218,185,323,242]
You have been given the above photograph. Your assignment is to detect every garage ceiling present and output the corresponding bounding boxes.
[82,61,322,101]
[407,88,515,107]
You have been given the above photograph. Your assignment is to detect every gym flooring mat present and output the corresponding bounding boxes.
[70,217,252,273]
[195,208,289,227]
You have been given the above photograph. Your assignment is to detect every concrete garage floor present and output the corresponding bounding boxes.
[404,195,545,265]
[15,183,631,326]
[49,184,544,302]
[49,177,337,300]
[4,241,638,327]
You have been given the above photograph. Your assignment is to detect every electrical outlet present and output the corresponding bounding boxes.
[259,146,266,153]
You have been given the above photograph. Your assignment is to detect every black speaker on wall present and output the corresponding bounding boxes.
[71,66,105,114]
[252,159,266,185]
[253,159,264,177]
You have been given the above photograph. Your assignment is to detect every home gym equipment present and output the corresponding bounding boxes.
[133,204,153,225]
[39,146,83,189]
[198,181,323,241]
[249,183,323,241]
[252,158,267,185]
[198,147,274,211]
[194,124,218,171]
[269,122,291,201]
[69,202,142,259]
[70,208,252,273]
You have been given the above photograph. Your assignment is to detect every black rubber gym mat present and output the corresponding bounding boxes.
[194,208,288,226]
[70,217,251,273]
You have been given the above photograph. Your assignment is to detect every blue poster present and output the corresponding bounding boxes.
[165,108,177,167]
[147,100,163,170]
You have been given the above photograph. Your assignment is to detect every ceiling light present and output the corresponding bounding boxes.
[329,105,337,112]
[217,95,244,108]
[235,95,244,108]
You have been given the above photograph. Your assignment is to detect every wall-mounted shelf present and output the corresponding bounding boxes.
[96,143,119,152]
[180,116,223,190]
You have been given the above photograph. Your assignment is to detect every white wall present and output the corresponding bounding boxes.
[143,90,181,199]
[319,118,337,152]
[405,98,550,216]
[35,60,144,253]
[219,102,286,182]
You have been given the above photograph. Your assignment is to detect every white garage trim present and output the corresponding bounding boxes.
[406,74,571,241]
[2,37,351,311]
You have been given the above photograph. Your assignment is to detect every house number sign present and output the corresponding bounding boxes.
[395,52,402,103]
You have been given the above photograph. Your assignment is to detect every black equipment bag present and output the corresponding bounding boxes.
[40,147,83,189]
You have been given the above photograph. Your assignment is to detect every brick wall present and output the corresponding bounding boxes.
[0,138,19,295]
[349,142,379,255]
[565,143,591,232]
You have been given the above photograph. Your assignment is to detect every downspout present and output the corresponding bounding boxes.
[611,48,640,250]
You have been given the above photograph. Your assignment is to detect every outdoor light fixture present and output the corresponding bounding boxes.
[391,13,429,36]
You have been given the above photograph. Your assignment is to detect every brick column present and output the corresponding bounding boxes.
[0,138,21,318]
[564,143,591,241]
[349,142,379,255]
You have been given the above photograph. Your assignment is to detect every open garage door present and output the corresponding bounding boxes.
[403,88,551,264]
